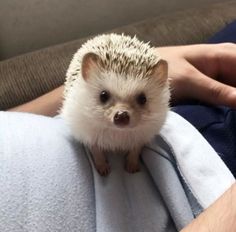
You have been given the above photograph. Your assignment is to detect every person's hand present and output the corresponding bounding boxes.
[157,43,236,107]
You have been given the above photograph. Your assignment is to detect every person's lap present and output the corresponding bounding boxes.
[1,110,234,232]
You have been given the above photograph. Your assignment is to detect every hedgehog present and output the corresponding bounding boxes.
[61,33,170,176]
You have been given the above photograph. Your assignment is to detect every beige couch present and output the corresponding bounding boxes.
[0,1,235,110]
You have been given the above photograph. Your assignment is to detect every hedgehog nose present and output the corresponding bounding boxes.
[114,111,130,126]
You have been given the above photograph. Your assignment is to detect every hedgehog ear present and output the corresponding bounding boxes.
[151,59,168,84]
[81,52,101,80]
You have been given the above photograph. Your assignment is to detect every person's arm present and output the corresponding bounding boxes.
[7,86,64,117]
[181,182,236,232]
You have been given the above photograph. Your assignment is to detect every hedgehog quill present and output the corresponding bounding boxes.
[61,34,170,176]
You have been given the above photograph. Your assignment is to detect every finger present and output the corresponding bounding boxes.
[183,43,236,86]
[215,43,236,85]
[182,67,236,108]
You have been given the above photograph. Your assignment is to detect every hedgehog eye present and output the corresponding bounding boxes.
[100,90,110,104]
[136,93,147,106]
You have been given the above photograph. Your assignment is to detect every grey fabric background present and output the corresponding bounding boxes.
[0,0,225,60]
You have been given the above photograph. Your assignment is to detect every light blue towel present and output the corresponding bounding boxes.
[0,111,234,232]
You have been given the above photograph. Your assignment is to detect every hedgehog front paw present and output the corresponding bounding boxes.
[125,161,140,173]
[90,145,110,176]
[125,147,141,173]
[96,162,111,176]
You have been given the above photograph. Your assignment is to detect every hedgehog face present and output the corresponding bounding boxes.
[87,73,169,130]
[80,52,170,131]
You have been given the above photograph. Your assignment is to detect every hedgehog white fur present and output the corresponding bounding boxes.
[61,33,170,175]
